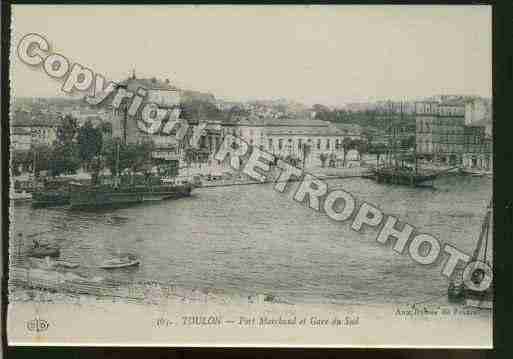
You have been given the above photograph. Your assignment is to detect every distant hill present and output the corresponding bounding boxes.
[180,90,216,104]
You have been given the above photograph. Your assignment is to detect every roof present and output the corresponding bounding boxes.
[237,116,331,128]
[82,115,104,124]
[329,123,362,134]
[266,126,346,137]
[11,111,61,127]
[118,77,177,91]
[12,127,31,135]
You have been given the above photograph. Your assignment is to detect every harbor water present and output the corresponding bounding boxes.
[11,175,492,306]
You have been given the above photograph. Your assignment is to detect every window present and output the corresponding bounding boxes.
[298,138,303,151]
[268,138,273,150]
[278,139,283,150]
[317,139,321,150]
[326,139,330,150]
[335,139,340,150]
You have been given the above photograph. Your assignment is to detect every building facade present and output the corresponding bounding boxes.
[415,101,491,169]
[233,117,361,166]
[462,125,492,170]
[415,101,466,165]
[110,76,186,163]
[11,110,60,149]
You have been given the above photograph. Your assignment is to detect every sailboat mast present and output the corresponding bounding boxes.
[116,141,120,177]
[472,201,492,261]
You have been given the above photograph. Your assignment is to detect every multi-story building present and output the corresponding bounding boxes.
[415,101,466,165]
[110,75,186,164]
[110,74,227,166]
[462,125,492,170]
[465,98,492,137]
[11,110,60,149]
[11,127,32,151]
[415,101,491,169]
[233,117,361,166]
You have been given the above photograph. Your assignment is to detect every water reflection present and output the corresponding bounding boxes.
[11,176,492,305]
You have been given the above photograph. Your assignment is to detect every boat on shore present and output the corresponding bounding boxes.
[99,254,140,269]
[27,244,60,259]
[29,257,79,269]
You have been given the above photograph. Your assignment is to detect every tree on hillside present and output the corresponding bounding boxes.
[97,121,113,137]
[55,114,78,145]
[180,99,223,122]
[102,138,155,177]
[77,120,103,172]
[48,144,80,177]
[47,114,80,177]
[312,104,333,122]
[226,105,249,120]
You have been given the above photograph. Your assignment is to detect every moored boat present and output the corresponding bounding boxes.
[30,178,76,207]
[32,190,70,207]
[448,199,493,309]
[69,182,192,209]
[370,166,438,186]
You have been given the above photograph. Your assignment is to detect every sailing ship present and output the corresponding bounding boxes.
[369,102,453,187]
[69,141,192,209]
[31,178,72,207]
[448,199,493,309]
[69,82,194,209]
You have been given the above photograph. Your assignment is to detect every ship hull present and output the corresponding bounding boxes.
[370,168,437,187]
[32,191,70,207]
[69,184,192,209]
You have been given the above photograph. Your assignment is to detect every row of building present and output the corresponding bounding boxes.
[11,76,492,171]
[414,101,492,170]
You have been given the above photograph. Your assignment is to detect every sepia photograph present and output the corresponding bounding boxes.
[6,5,492,347]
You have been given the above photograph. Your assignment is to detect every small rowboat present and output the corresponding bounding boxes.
[28,245,60,259]
[28,257,79,269]
[99,255,140,269]
[55,260,80,269]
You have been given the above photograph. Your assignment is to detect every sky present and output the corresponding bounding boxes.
[10,5,492,107]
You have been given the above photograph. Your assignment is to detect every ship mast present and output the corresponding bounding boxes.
[472,199,492,263]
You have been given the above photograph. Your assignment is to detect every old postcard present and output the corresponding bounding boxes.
[6,5,493,347]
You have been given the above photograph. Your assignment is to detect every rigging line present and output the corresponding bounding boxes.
[198,174,366,189]
[483,208,490,263]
